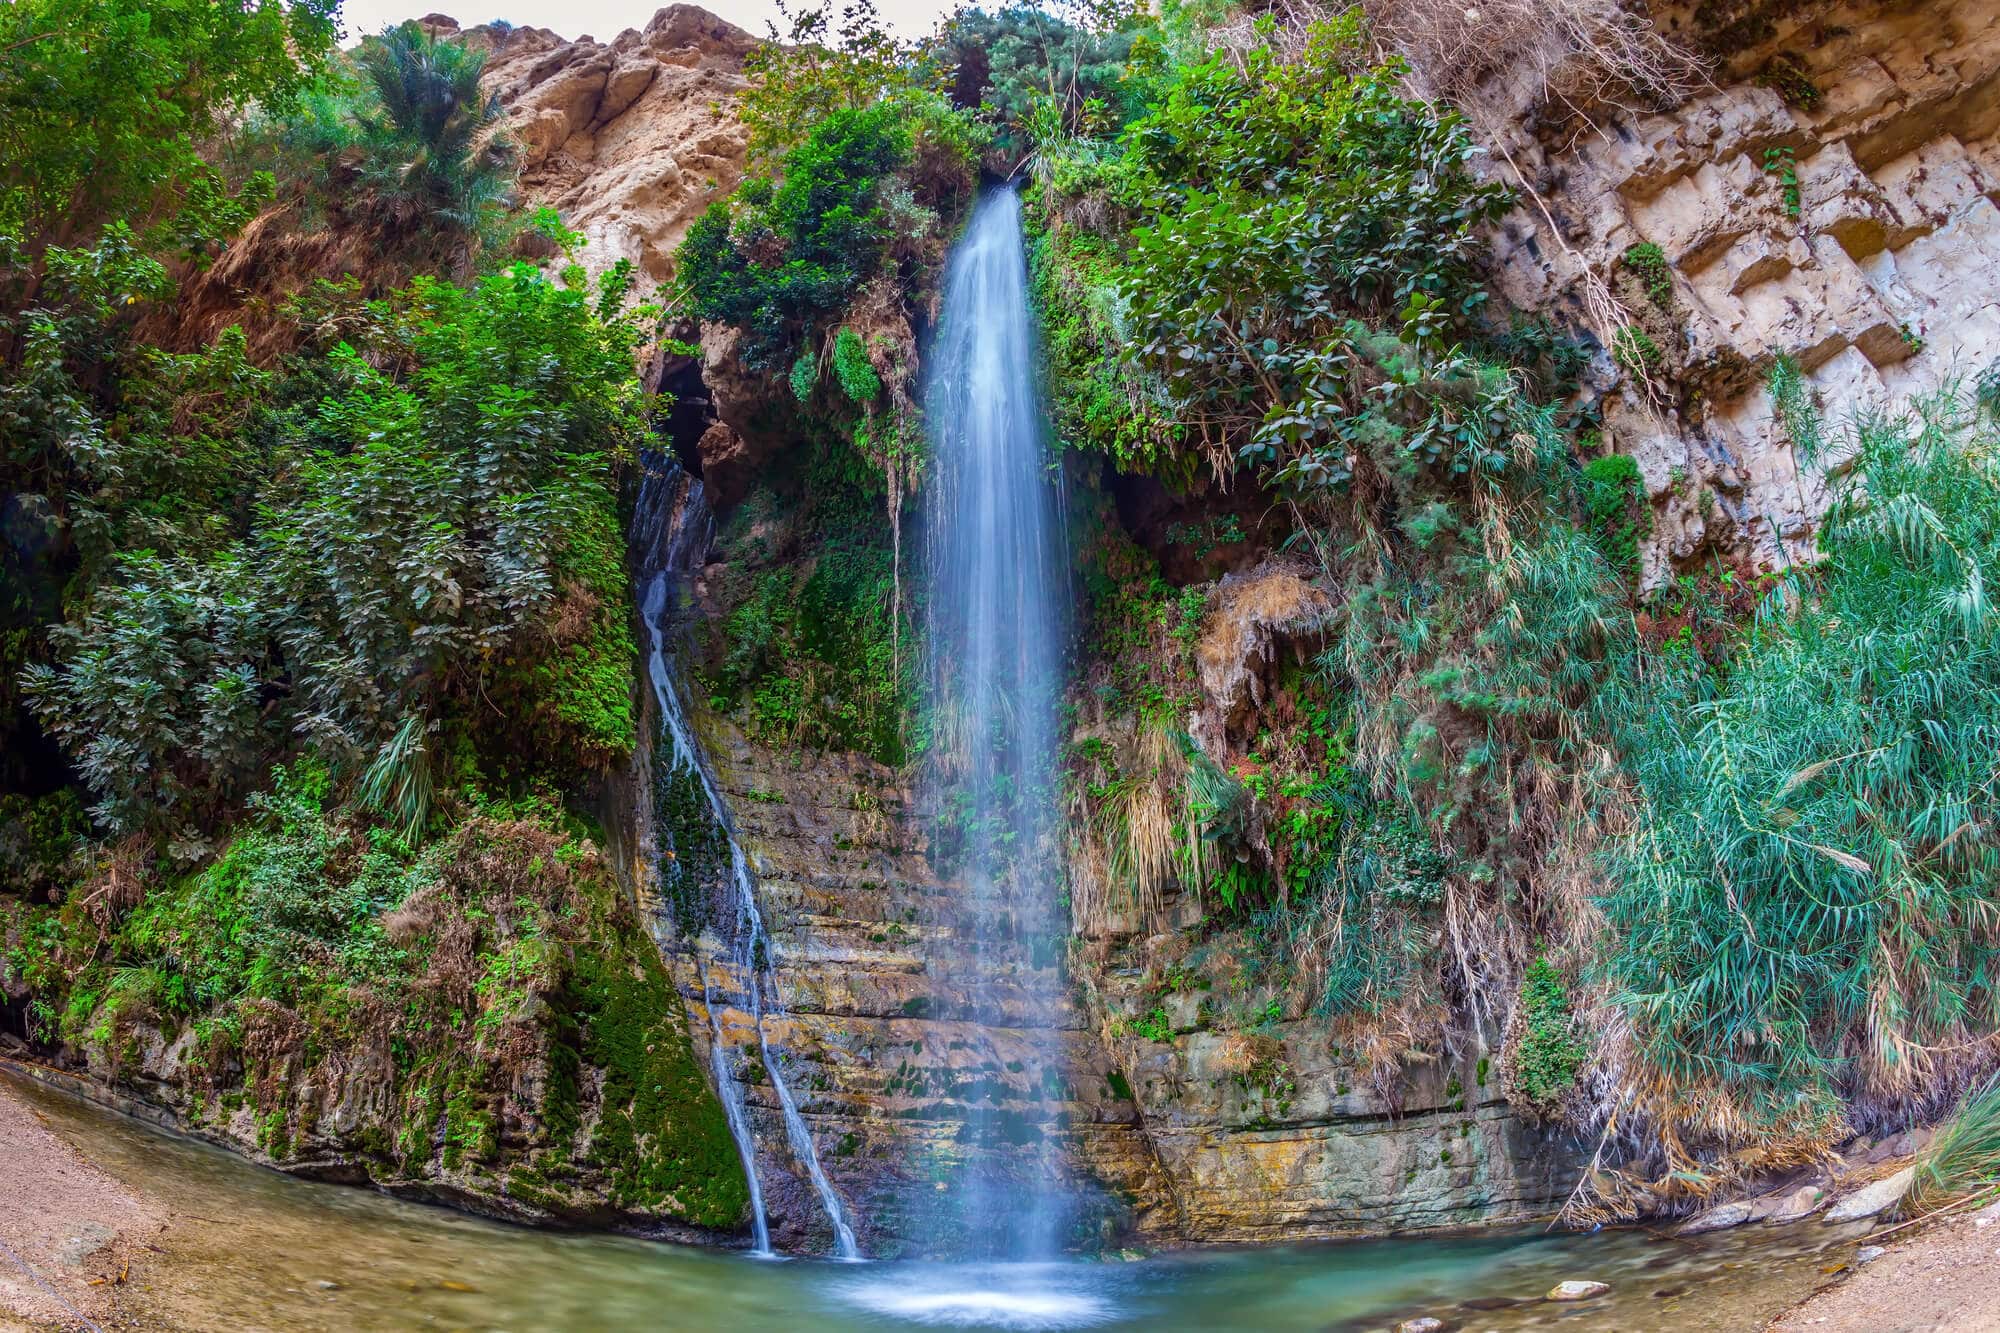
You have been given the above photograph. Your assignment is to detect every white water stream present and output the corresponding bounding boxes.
[632,457,859,1260]
[923,186,1070,1257]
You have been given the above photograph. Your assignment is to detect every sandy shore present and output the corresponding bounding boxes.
[0,1072,163,1331]
[1769,1202,2000,1333]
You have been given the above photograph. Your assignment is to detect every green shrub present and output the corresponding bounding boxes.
[1580,453,1649,582]
[1110,13,1515,494]
[933,7,1146,153]
[0,791,89,895]
[27,259,650,831]
[831,327,881,403]
[1612,325,1663,376]
[789,352,818,402]
[1621,242,1673,309]
[678,104,912,356]
[1608,381,2000,1098]
[1512,957,1586,1111]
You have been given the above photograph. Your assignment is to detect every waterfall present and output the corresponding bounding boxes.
[632,455,860,1261]
[924,187,1070,1257]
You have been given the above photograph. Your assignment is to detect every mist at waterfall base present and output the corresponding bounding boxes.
[920,186,1074,1261]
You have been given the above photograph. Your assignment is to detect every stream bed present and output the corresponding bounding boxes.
[7,1070,1871,1332]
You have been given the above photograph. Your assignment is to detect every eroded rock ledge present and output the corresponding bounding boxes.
[1490,0,2000,580]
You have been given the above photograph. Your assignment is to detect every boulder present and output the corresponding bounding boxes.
[1396,1319,1447,1333]
[1767,1183,1828,1222]
[1825,1167,1914,1222]
[1676,1200,1754,1234]
[1547,1280,1610,1301]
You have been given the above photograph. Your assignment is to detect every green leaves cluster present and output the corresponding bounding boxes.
[679,99,979,361]
[1110,16,1513,491]
[1580,453,1649,581]
[1512,957,1587,1113]
[680,104,907,353]
[25,259,651,832]
[931,4,1151,156]
[0,0,336,245]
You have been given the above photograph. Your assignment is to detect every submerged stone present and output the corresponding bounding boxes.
[1677,1200,1754,1234]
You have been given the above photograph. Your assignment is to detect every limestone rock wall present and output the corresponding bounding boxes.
[1489,0,2000,581]
[634,703,1586,1252]
[638,709,1178,1255]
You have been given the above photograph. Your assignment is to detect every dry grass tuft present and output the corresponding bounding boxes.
[1068,716,1193,936]
[1909,1073,2000,1215]
[1362,0,1706,128]
[1208,0,1705,133]
[1556,1057,1849,1227]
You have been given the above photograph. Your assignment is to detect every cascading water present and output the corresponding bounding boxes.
[924,186,1070,1258]
[631,455,860,1261]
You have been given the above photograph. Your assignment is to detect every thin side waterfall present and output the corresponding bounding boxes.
[632,456,860,1261]
[924,187,1070,1258]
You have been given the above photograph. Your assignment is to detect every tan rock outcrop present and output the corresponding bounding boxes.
[1191,561,1336,759]
[469,6,759,296]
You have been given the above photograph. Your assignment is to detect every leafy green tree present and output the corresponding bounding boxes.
[0,0,336,246]
[1110,15,1514,493]
[0,226,280,793]
[739,0,915,164]
[932,4,1148,154]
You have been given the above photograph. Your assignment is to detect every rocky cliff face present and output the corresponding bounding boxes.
[509,0,2000,1251]
[446,5,755,297]
[1489,0,2000,582]
[637,702,1587,1252]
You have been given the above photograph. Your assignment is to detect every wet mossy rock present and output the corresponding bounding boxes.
[2,812,748,1237]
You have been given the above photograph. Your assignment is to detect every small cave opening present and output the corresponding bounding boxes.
[650,351,716,480]
[1102,462,1284,586]
[0,991,36,1046]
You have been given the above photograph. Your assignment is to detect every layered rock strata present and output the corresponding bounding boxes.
[1489,0,2000,580]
